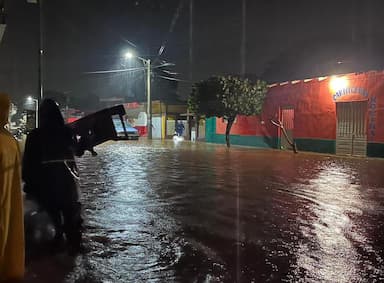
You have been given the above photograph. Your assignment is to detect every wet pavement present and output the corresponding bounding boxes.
[25,140,384,282]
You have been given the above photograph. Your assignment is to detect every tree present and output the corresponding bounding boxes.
[188,76,267,147]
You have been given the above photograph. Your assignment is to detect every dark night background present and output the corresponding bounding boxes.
[1,0,384,110]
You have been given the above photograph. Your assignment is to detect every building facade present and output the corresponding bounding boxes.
[206,71,384,158]
[124,100,188,139]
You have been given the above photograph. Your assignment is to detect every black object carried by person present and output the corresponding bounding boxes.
[68,104,131,156]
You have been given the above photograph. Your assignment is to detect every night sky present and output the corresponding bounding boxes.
[1,0,384,109]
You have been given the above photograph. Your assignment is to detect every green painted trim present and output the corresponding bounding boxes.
[206,134,279,148]
[205,117,217,142]
[206,134,336,154]
[367,143,384,157]
[294,138,335,154]
[205,117,384,157]
[205,117,278,148]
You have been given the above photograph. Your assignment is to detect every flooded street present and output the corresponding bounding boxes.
[26,140,384,282]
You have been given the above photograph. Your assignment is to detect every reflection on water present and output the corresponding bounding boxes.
[27,140,384,282]
[292,164,384,283]
[291,166,359,282]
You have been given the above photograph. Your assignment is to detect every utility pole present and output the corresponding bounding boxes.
[241,0,246,77]
[189,0,197,140]
[38,0,43,100]
[146,59,152,139]
[0,0,6,44]
[27,0,44,100]
[124,51,152,139]
[189,0,193,82]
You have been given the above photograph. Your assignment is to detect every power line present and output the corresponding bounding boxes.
[157,75,190,82]
[83,62,174,75]
[84,66,145,75]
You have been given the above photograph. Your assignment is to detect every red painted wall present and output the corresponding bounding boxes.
[216,71,384,143]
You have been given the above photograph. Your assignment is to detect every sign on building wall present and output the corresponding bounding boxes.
[369,97,377,138]
[332,87,369,101]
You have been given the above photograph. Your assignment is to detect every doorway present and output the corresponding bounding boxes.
[336,101,367,156]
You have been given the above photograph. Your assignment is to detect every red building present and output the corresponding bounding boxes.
[206,71,384,158]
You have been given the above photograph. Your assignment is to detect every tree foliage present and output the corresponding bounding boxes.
[188,76,268,147]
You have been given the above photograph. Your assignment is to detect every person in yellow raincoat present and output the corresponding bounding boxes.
[0,93,24,280]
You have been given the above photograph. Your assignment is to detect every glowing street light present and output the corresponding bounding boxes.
[125,50,152,139]
[27,96,38,128]
[330,76,348,93]
[124,52,134,60]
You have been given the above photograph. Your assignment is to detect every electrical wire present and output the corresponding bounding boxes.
[84,62,175,75]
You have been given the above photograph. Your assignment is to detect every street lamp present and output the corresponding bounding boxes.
[27,96,38,128]
[124,51,152,139]
[0,0,6,44]
[26,0,43,100]
[330,76,348,93]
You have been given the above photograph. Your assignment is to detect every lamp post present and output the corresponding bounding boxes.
[124,51,152,139]
[0,0,6,44]
[27,96,38,128]
[26,0,43,100]
[38,0,43,100]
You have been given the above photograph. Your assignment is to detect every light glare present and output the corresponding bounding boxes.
[124,52,133,59]
[330,76,348,92]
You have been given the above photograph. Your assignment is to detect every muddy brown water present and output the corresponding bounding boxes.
[25,140,384,282]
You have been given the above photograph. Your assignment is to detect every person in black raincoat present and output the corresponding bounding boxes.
[22,98,83,254]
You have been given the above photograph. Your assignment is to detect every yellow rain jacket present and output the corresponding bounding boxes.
[0,94,24,280]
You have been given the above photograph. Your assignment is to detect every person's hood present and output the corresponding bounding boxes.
[0,93,10,128]
[39,98,65,129]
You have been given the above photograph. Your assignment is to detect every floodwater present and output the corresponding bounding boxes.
[25,140,384,282]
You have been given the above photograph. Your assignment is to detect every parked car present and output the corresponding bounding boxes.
[112,118,139,140]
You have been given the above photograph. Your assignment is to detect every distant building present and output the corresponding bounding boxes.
[206,70,384,158]
[124,100,187,139]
